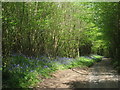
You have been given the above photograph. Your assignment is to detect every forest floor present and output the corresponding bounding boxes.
[34,58,120,89]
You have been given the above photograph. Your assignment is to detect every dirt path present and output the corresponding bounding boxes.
[34,58,119,89]
[88,58,119,88]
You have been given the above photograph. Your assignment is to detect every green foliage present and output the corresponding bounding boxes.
[3,54,102,88]
[2,2,119,58]
[92,2,120,70]
[2,2,108,58]
[2,2,120,88]
[90,54,103,62]
[78,57,94,67]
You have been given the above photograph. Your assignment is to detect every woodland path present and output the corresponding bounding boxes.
[34,58,120,89]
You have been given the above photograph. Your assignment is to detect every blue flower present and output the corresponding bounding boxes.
[43,65,48,68]
[11,54,18,56]
[36,65,39,67]
[20,66,23,68]
[16,64,20,67]
[30,70,34,72]
[25,65,28,68]
[9,68,12,71]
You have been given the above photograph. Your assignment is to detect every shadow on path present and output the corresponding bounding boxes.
[34,58,120,89]
[64,58,120,88]
[64,79,119,88]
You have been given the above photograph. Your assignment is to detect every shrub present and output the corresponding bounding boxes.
[90,54,103,62]
[2,54,103,88]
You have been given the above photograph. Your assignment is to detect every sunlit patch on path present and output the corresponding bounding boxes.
[88,58,119,88]
[34,58,120,89]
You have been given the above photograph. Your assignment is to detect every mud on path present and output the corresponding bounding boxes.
[34,58,120,89]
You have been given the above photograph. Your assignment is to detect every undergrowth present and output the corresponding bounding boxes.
[2,54,103,88]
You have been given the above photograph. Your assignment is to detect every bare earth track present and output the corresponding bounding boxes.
[34,58,120,89]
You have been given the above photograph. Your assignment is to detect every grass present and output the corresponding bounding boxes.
[90,54,103,62]
[2,54,103,88]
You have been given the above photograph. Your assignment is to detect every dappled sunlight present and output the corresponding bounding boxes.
[33,58,119,88]
[2,54,102,88]
[88,58,119,88]
[62,59,119,88]
[64,80,119,88]
[2,2,120,88]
